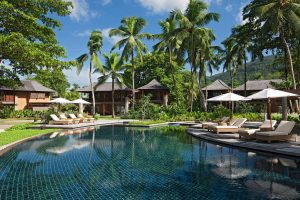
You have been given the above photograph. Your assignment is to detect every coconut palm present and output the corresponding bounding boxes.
[76,30,103,116]
[154,17,181,105]
[230,24,253,96]
[244,0,300,91]
[219,37,239,91]
[95,53,126,118]
[109,17,152,110]
[171,0,219,111]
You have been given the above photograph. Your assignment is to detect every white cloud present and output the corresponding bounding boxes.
[137,0,189,13]
[236,2,249,25]
[102,28,123,44]
[68,0,97,21]
[225,4,232,12]
[100,0,111,5]
[75,28,122,44]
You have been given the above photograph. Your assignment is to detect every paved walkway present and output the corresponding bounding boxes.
[39,119,138,129]
[0,119,34,132]
[187,128,300,157]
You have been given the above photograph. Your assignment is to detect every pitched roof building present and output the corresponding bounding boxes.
[138,79,169,90]
[234,79,282,91]
[202,79,231,91]
[0,80,55,111]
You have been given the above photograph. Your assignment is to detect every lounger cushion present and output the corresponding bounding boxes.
[238,129,259,135]
[256,131,288,136]
[214,126,238,129]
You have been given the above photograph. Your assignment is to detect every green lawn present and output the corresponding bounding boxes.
[128,120,166,126]
[0,128,59,147]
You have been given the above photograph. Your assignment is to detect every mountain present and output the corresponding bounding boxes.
[207,55,284,86]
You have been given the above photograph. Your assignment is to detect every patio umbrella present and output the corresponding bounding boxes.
[50,97,71,103]
[50,98,71,111]
[71,98,91,113]
[247,88,298,128]
[207,92,249,118]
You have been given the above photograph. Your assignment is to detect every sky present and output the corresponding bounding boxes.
[55,0,250,86]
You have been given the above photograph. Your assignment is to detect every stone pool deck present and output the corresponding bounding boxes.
[187,128,300,157]
[37,119,138,129]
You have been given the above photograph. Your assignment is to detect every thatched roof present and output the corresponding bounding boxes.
[202,79,230,91]
[234,79,282,91]
[138,79,168,90]
[77,82,130,92]
[0,80,55,92]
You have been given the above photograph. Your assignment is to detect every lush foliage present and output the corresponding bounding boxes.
[0,0,72,87]
[0,106,44,119]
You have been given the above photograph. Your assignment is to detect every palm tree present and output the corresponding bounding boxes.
[95,53,126,118]
[154,17,181,105]
[219,37,239,91]
[109,17,152,110]
[244,0,300,92]
[76,30,103,116]
[230,25,252,96]
[171,0,219,111]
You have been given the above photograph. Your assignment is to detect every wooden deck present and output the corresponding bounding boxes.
[187,128,300,157]
[37,119,138,129]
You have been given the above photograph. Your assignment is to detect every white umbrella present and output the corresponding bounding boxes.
[247,88,298,128]
[207,92,249,117]
[71,98,91,113]
[50,98,71,111]
[50,98,71,103]
[207,92,248,102]
[71,98,91,104]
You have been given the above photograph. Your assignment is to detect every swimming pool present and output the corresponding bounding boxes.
[0,126,299,199]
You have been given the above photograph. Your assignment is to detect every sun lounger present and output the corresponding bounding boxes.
[202,116,230,129]
[49,114,73,125]
[255,121,296,143]
[210,118,247,134]
[60,113,80,124]
[77,113,95,122]
[238,120,277,140]
[207,118,238,131]
[69,113,87,123]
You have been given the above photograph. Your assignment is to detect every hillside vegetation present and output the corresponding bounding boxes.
[208,56,284,85]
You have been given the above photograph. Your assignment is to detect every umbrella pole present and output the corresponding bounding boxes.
[268,98,272,128]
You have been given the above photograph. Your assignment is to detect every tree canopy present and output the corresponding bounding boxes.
[0,0,72,87]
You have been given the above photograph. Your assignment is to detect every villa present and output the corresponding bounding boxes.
[78,79,169,115]
[0,80,55,111]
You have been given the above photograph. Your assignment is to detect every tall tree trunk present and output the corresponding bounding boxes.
[169,47,179,106]
[190,67,194,112]
[282,35,299,112]
[112,77,115,118]
[89,59,96,116]
[197,58,207,112]
[131,50,135,110]
[205,74,208,110]
[244,56,247,97]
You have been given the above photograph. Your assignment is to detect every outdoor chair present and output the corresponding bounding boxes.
[207,118,238,131]
[191,116,230,129]
[238,120,277,140]
[49,114,73,125]
[209,118,247,134]
[255,121,297,143]
[77,113,95,122]
[60,113,80,124]
[69,113,87,123]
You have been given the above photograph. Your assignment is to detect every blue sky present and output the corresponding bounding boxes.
[55,0,250,86]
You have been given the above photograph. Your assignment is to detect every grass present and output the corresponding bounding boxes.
[128,120,166,126]
[0,123,59,147]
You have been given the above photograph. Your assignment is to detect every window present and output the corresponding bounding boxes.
[30,93,46,99]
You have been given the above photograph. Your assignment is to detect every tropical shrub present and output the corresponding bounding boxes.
[6,123,32,131]
[0,106,45,119]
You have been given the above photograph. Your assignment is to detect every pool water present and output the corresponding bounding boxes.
[0,126,300,200]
